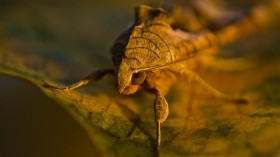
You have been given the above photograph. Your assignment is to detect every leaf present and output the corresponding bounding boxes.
[1,0,280,157]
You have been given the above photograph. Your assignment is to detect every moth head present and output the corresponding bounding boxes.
[117,58,146,95]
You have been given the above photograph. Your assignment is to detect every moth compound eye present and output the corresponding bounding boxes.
[131,72,146,85]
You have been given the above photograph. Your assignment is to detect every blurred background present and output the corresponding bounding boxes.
[0,0,279,157]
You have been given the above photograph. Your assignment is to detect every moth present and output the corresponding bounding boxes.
[44,0,279,152]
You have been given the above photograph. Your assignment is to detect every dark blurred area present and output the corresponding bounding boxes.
[0,0,159,79]
[0,76,100,157]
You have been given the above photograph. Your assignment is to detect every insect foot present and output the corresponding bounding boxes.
[43,69,114,91]
[154,91,169,152]
[154,94,169,123]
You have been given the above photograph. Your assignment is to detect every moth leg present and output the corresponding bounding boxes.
[154,90,169,151]
[44,69,114,91]
[182,69,248,104]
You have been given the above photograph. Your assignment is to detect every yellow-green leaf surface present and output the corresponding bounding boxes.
[1,0,280,157]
